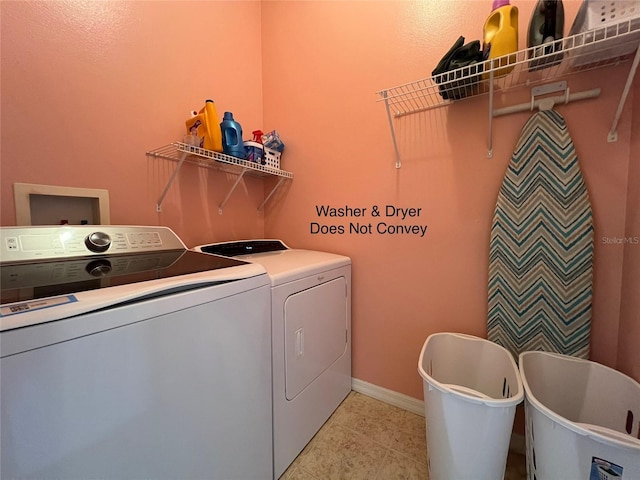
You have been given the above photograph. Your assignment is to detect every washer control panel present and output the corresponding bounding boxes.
[0,226,186,263]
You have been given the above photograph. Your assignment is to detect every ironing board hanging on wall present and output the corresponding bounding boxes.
[488,109,593,359]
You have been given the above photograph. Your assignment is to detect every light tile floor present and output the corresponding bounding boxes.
[280,391,527,480]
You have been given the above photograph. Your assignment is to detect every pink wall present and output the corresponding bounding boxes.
[1,1,638,398]
[1,1,266,248]
[261,0,638,397]
[617,75,640,383]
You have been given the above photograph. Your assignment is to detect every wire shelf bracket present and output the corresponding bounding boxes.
[608,45,640,142]
[382,91,402,168]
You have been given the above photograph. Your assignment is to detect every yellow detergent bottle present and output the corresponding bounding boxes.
[483,0,519,77]
[203,99,223,152]
[185,99,223,152]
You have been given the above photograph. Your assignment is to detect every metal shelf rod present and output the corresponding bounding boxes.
[218,169,248,215]
[608,45,640,142]
[383,91,402,168]
[156,151,188,212]
[258,177,286,212]
[493,86,601,117]
[488,65,495,159]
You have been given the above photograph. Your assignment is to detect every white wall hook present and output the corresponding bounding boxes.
[538,98,556,111]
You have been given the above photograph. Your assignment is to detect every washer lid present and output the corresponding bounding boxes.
[0,250,251,306]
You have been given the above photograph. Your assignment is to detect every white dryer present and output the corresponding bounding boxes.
[195,240,351,479]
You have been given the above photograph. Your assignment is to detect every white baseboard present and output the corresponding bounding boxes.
[351,377,526,454]
[351,378,424,416]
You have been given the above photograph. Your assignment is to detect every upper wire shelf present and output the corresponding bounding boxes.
[377,16,640,117]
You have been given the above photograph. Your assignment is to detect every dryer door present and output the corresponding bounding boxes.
[284,277,347,400]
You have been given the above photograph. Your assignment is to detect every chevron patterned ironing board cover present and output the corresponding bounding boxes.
[488,109,594,360]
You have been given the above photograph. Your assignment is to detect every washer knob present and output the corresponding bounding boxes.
[85,232,111,253]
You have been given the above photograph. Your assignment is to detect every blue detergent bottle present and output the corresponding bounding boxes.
[220,112,247,159]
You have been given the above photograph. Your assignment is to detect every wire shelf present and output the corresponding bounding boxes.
[377,16,640,117]
[147,143,293,179]
[146,142,293,214]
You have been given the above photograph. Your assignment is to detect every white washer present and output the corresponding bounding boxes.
[195,240,351,479]
[1,226,273,480]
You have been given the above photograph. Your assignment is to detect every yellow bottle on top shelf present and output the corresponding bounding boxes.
[185,99,223,152]
[483,0,519,78]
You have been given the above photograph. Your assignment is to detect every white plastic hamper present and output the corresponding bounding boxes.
[519,351,640,480]
[417,333,523,480]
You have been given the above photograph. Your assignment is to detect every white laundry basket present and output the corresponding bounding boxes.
[417,333,523,480]
[519,351,640,480]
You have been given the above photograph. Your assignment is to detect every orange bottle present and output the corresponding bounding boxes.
[185,99,223,152]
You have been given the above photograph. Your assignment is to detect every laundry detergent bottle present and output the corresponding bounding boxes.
[220,112,247,159]
[203,99,223,152]
[185,99,223,151]
[483,0,519,77]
